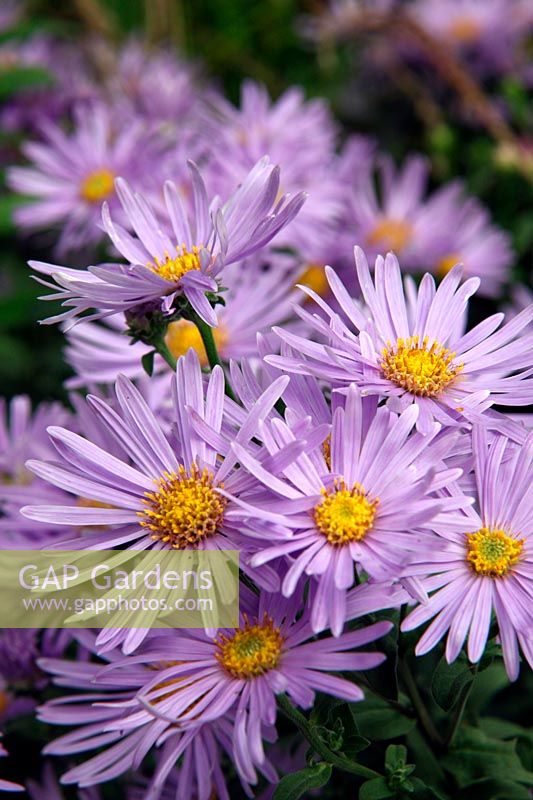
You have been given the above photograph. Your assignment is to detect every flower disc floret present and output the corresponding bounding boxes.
[80,169,115,203]
[466,527,524,578]
[367,218,413,253]
[140,464,227,549]
[314,480,378,545]
[151,244,202,283]
[381,335,463,397]
[215,614,284,679]
[165,319,227,365]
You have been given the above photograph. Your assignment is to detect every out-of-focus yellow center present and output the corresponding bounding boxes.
[151,245,202,283]
[436,253,461,278]
[322,434,332,471]
[77,497,115,510]
[314,480,378,545]
[466,527,524,577]
[140,464,226,549]
[381,336,462,397]
[80,169,115,203]
[76,497,115,530]
[0,690,10,717]
[216,613,283,679]
[164,320,227,366]
[448,16,481,44]
[297,263,329,298]
[367,218,413,254]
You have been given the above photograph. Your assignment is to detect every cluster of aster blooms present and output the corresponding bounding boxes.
[0,179,531,796]
[0,7,532,800]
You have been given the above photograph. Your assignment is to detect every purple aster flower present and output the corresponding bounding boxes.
[0,37,94,135]
[0,395,72,547]
[425,189,513,298]
[30,157,305,327]
[234,382,466,634]
[127,720,274,800]
[406,0,531,79]
[27,763,99,800]
[38,587,391,789]
[344,155,453,270]
[503,284,533,321]
[22,353,293,650]
[202,81,343,253]
[343,154,513,295]
[8,102,166,255]
[270,247,533,434]
[112,40,201,128]
[401,428,533,680]
[64,258,301,389]
[0,738,22,793]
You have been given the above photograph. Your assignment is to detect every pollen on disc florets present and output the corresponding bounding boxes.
[140,464,226,549]
[380,335,463,397]
[466,527,524,578]
[314,479,379,546]
[80,169,115,203]
[151,244,202,283]
[215,613,284,679]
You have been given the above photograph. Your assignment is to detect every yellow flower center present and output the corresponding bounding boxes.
[151,245,202,283]
[80,169,115,203]
[164,319,227,366]
[466,527,524,577]
[0,690,10,717]
[367,218,413,254]
[380,336,463,397]
[297,263,329,299]
[215,614,284,679]
[448,16,481,44]
[436,253,461,278]
[314,480,378,545]
[139,464,227,549]
[322,434,332,471]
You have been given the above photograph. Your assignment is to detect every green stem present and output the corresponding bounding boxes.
[398,660,444,750]
[153,337,177,371]
[277,694,381,780]
[445,665,477,748]
[192,315,239,403]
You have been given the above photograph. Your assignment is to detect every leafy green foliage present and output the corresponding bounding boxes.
[273,762,332,800]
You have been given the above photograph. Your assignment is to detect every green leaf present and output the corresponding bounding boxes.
[359,777,394,800]
[0,66,54,99]
[406,729,447,793]
[333,703,371,756]
[454,778,531,800]
[442,726,533,788]
[466,663,509,715]
[480,718,533,744]
[353,698,416,740]
[385,744,408,770]
[431,655,475,712]
[141,350,155,377]
[273,763,332,800]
